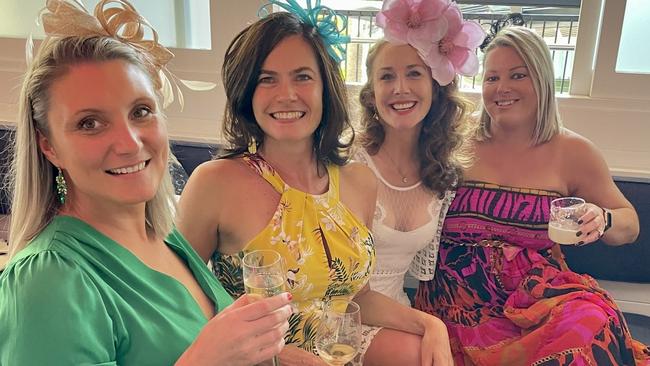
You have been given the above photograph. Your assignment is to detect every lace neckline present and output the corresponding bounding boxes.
[358,149,421,191]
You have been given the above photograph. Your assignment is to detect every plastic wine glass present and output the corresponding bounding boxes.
[242,249,286,366]
[315,299,362,366]
[548,197,586,245]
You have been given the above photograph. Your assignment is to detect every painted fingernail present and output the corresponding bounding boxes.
[576,231,582,237]
[286,292,293,301]
[577,220,583,224]
[578,241,584,245]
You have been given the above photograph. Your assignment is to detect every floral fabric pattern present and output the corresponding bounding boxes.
[212,153,375,353]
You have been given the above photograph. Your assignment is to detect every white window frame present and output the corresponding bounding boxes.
[587,0,650,100]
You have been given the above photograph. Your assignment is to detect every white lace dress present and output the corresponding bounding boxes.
[353,149,454,306]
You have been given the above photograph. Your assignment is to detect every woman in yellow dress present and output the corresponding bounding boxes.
[177,2,452,365]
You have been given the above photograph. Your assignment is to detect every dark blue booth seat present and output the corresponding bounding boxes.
[170,140,221,178]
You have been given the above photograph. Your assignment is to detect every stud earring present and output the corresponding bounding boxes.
[55,167,67,204]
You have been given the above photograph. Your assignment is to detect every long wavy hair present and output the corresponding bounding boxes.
[9,36,175,256]
[358,41,474,197]
[221,12,352,165]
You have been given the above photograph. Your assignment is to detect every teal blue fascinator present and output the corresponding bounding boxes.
[259,0,350,63]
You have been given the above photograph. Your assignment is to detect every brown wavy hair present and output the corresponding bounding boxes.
[358,41,474,197]
[221,12,352,165]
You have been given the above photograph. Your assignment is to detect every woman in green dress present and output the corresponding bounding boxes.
[0,1,291,365]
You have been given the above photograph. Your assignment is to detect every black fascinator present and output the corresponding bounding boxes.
[479,13,527,52]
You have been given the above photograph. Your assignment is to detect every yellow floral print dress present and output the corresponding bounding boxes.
[211,153,375,353]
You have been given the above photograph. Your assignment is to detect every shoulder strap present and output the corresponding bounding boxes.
[242,153,285,194]
[326,163,340,200]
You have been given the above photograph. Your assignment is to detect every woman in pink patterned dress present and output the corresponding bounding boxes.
[415,21,649,365]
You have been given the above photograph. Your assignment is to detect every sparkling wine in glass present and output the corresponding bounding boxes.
[548,197,586,245]
[242,249,286,366]
[315,299,361,366]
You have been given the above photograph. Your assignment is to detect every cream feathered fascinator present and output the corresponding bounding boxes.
[30,0,215,109]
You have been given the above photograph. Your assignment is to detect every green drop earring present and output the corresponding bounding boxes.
[55,167,67,204]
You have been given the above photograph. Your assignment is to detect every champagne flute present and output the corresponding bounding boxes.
[315,299,361,366]
[242,249,286,366]
[548,197,586,245]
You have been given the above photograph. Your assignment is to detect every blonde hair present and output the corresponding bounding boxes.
[9,36,175,256]
[477,26,562,145]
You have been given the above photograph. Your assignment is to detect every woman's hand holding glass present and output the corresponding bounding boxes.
[576,202,609,245]
[549,197,607,246]
[176,292,292,366]
[243,250,287,365]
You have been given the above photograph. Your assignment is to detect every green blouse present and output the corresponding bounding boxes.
[0,216,233,365]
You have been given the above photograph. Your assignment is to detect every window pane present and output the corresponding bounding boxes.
[615,0,650,74]
[0,0,211,50]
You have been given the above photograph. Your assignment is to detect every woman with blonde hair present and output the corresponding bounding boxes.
[0,1,291,364]
[416,15,649,365]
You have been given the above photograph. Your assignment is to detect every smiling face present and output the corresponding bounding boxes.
[39,60,168,213]
[482,46,538,129]
[252,35,324,146]
[371,43,434,131]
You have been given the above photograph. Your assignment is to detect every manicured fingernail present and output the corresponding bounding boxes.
[286,292,293,301]
[576,231,582,237]
[577,220,583,224]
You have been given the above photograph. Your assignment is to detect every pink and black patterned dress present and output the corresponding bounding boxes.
[415,181,650,365]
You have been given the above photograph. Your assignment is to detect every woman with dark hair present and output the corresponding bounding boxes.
[0,1,291,365]
[177,2,453,365]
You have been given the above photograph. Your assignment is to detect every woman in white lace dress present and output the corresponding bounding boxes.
[353,38,476,306]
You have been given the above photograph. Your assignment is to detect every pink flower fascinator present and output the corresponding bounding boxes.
[376,0,486,86]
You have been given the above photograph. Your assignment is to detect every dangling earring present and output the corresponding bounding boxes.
[372,108,380,122]
[55,167,67,205]
[247,136,257,154]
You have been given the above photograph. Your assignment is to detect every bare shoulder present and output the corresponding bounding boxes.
[553,128,610,182]
[191,157,250,181]
[179,158,257,215]
[338,162,377,227]
[554,129,621,200]
[188,158,256,191]
[339,161,377,192]
[555,128,604,162]
[177,157,266,258]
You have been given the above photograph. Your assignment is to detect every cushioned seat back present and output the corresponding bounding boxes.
[562,179,650,283]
